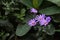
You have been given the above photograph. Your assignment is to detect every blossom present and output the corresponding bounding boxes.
[46,17,51,22]
[28,19,37,26]
[39,17,51,26]
[39,19,48,26]
[30,8,38,13]
[35,14,45,21]
[28,14,51,26]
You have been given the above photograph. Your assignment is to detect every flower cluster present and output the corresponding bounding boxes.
[28,14,51,27]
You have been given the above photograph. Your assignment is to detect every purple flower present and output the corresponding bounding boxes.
[39,19,49,26]
[28,19,37,26]
[30,8,38,13]
[46,17,51,22]
[39,17,51,26]
[28,14,51,26]
[35,14,45,21]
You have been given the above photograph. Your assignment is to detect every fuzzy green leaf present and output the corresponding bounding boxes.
[39,6,60,15]
[47,0,60,6]
[16,24,31,36]
[20,0,33,8]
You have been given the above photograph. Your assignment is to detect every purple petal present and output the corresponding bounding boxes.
[39,19,49,26]
[35,14,46,21]
[46,17,51,22]
[28,19,37,27]
[30,8,38,13]
[41,14,46,18]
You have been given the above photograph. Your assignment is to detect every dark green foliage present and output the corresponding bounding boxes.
[0,0,60,40]
[16,24,31,36]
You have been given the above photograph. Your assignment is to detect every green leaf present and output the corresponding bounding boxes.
[43,24,55,35]
[20,0,43,8]
[20,0,33,8]
[52,14,60,22]
[20,8,26,18]
[47,0,60,6]
[33,0,43,8]
[39,6,60,15]
[14,8,26,20]
[16,24,31,36]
